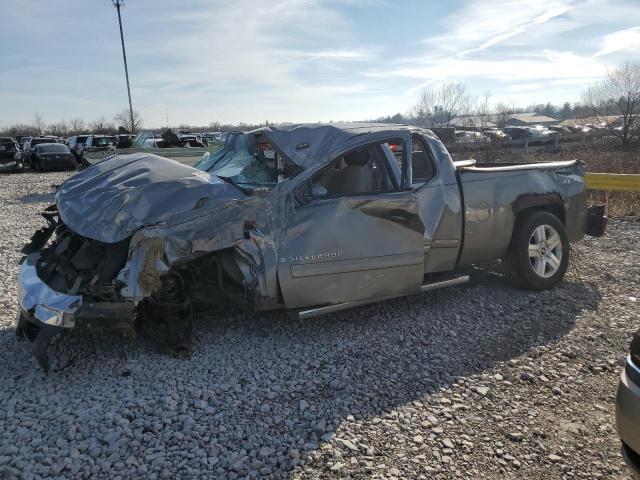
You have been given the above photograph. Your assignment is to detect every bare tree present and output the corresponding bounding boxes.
[583,60,640,150]
[453,92,506,161]
[33,112,46,134]
[494,101,517,128]
[411,82,470,128]
[1,123,38,138]
[69,118,86,134]
[48,120,70,137]
[114,109,143,133]
[468,93,500,161]
[90,116,116,135]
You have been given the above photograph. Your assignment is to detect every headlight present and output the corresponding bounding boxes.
[630,331,640,367]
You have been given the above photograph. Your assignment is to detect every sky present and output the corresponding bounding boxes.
[1,0,639,128]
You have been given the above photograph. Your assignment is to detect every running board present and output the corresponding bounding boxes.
[296,274,469,320]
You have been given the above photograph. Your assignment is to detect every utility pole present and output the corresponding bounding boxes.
[112,0,135,133]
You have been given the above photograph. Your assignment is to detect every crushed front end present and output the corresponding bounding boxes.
[17,205,135,371]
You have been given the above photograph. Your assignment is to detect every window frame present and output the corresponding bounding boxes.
[300,138,409,203]
[410,134,439,191]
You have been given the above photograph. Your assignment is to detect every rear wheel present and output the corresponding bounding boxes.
[33,158,41,172]
[506,211,569,290]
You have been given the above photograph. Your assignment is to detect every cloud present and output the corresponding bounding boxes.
[368,50,607,86]
[421,0,574,55]
[594,25,640,57]
[2,0,640,125]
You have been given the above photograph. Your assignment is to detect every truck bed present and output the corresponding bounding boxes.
[454,158,587,266]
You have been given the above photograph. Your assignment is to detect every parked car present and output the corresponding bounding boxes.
[503,126,556,144]
[16,135,30,148]
[454,130,490,144]
[116,134,136,148]
[67,135,90,161]
[548,125,572,135]
[616,331,640,475]
[86,135,117,149]
[484,129,511,142]
[567,125,593,135]
[202,132,224,143]
[82,135,117,160]
[30,143,76,171]
[529,127,557,144]
[0,137,23,172]
[502,126,529,140]
[22,137,59,168]
[16,123,606,370]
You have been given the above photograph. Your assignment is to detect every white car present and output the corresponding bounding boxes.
[454,131,490,144]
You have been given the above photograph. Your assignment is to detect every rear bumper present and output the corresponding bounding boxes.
[0,160,22,171]
[616,357,640,475]
[39,159,76,170]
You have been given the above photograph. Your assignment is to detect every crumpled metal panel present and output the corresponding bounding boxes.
[56,153,243,243]
[116,192,280,306]
[18,255,82,327]
[258,123,415,170]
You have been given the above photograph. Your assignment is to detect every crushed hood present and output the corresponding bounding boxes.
[56,153,245,243]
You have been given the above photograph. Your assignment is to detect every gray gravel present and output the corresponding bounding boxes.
[0,170,638,479]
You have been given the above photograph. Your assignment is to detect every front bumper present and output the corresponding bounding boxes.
[19,254,82,328]
[616,356,640,475]
[17,254,136,370]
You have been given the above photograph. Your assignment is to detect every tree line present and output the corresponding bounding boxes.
[1,109,143,139]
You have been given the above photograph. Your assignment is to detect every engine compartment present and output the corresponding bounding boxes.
[33,221,130,302]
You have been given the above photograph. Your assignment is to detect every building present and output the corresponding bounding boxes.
[507,113,559,126]
[560,115,622,127]
[449,115,497,129]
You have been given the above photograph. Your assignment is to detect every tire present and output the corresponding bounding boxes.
[33,158,41,172]
[506,211,569,290]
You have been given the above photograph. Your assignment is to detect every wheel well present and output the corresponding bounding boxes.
[515,203,565,226]
[509,202,565,250]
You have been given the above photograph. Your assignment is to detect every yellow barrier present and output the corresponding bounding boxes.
[585,172,640,192]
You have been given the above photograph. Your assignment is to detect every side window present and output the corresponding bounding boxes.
[309,143,397,198]
[411,135,437,188]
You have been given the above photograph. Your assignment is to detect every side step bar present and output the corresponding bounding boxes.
[296,274,469,320]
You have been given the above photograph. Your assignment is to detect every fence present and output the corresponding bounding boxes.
[585,173,640,192]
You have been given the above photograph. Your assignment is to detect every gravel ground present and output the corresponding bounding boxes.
[0,170,638,479]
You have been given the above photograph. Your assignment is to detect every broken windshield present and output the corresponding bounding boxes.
[195,134,278,188]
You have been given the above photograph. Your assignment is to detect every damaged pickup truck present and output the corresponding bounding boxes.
[17,123,606,369]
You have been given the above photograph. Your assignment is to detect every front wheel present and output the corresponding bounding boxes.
[506,211,569,290]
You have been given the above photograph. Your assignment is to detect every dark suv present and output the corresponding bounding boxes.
[0,137,23,172]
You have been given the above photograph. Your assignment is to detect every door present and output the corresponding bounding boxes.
[411,134,463,273]
[277,141,425,309]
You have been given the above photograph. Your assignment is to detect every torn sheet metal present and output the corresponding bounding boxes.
[18,255,81,328]
[117,192,280,307]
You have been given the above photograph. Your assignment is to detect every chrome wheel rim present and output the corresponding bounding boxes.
[528,224,562,278]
